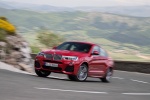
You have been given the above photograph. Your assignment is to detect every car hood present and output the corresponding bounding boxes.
[42,49,89,57]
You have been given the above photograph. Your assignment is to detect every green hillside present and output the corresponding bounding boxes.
[0,8,150,61]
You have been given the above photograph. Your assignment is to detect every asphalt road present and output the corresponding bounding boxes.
[0,69,150,100]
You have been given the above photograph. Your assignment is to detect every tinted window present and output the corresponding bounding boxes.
[56,42,92,53]
[100,48,108,57]
[92,46,100,55]
[57,43,70,50]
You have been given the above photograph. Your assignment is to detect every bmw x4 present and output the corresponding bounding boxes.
[34,41,114,82]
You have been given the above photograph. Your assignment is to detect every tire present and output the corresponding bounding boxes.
[100,68,112,83]
[67,75,76,81]
[74,64,88,81]
[35,69,51,77]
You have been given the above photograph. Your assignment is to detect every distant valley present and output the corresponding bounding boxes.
[1,1,150,17]
[0,1,150,61]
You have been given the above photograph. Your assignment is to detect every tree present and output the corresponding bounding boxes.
[37,30,64,47]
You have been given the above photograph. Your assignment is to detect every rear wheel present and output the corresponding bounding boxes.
[35,69,51,77]
[75,64,88,81]
[100,68,113,83]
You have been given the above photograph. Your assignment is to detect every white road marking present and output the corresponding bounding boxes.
[112,77,124,80]
[35,87,150,95]
[130,79,150,84]
[34,87,108,94]
[122,93,150,95]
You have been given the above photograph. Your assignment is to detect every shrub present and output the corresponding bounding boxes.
[37,30,64,47]
[0,29,7,41]
[0,17,16,34]
[30,46,41,53]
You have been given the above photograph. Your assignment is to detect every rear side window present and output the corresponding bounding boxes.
[100,48,108,57]
[92,46,100,55]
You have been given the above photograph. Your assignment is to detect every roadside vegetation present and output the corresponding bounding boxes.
[37,30,64,47]
[0,17,16,42]
[0,17,16,34]
[26,30,65,53]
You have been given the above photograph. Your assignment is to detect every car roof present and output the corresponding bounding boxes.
[65,41,97,46]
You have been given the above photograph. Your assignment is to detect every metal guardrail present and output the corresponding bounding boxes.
[114,60,150,74]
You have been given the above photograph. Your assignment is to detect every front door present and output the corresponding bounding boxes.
[88,46,107,77]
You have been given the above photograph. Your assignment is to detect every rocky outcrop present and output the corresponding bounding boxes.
[0,34,33,73]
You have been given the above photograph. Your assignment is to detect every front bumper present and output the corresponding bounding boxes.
[34,56,80,75]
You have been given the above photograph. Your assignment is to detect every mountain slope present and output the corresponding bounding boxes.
[0,8,150,46]
[76,6,150,17]
[0,7,150,61]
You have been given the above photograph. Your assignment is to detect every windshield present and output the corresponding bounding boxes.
[56,42,92,53]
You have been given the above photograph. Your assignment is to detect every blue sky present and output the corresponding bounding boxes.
[1,0,150,7]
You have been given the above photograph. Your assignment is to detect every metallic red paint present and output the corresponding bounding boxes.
[34,41,114,80]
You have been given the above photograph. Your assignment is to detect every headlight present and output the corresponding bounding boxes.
[37,52,46,58]
[62,56,78,61]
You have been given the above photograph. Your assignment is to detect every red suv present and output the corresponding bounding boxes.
[34,41,114,82]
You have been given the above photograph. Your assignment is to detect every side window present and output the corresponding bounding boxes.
[100,48,108,57]
[92,46,100,55]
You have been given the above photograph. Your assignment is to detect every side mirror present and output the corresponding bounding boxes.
[92,50,99,55]
[52,46,57,49]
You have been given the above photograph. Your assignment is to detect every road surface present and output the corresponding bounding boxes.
[0,63,150,100]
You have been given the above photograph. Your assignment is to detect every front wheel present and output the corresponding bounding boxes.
[74,64,88,81]
[35,69,51,77]
[67,75,76,81]
[100,68,113,83]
